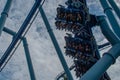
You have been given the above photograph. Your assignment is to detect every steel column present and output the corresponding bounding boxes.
[3,27,16,36]
[100,0,120,38]
[80,43,120,80]
[93,37,111,80]
[0,0,42,67]
[0,0,13,36]
[97,16,120,45]
[3,27,36,80]
[23,38,36,80]
[38,6,73,80]
[107,0,120,18]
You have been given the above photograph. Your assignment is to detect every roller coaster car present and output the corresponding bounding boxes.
[55,5,88,32]
[55,6,97,33]
[65,0,86,9]
[56,6,84,22]
[74,56,98,77]
[55,0,111,79]
[64,33,100,78]
[64,35,94,57]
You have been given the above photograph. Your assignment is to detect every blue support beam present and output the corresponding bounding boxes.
[100,0,120,38]
[107,0,120,19]
[56,64,75,80]
[38,6,73,80]
[80,43,120,80]
[97,16,120,45]
[80,15,120,80]
[3,27,36,80]
[23,38,36,80]
[3,27,16,36]
[92,33,111,80]
[0,0,42,68]
[0,0,13,36]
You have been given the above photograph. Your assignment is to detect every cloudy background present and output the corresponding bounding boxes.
[0,0,120,80]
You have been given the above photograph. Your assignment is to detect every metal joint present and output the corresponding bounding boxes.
[103,52,116,64]
[22,38,28,46]
[104,7,112,13]
[96,16,106,25]
[1,12,8,17]
[47,28,53,32]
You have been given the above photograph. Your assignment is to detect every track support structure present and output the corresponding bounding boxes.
[38,6,73,80]
[3,27,36,80]
[0,0,13,36]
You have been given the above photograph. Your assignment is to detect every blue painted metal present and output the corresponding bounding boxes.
[80,15,120,80]
[3,27,16,36]
[97,16,120,45]
[38,6,73,80]
[92,36,111,80]
[108,0,120,18]
[56,64,75,80]
[80,43,120,80]
[100,0,120,38]
[98,42,111,49]
[0,0,42,67]
[23,38,36,80]
[3,27,36,80]
[0,0,13,36]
